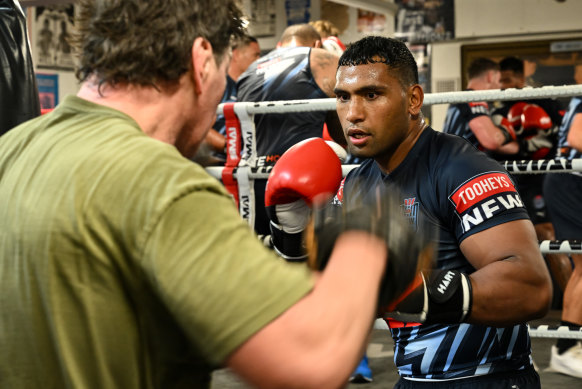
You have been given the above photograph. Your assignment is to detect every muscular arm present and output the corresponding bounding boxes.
[227,232,386,389]
[460,219,552,326]
[567,112,582,152]
[469,116,519,154]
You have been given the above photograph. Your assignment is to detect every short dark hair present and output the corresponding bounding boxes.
[467,57,499,79]
[232,35,258,51]
[72,0,245,87]
[499,56,524,76]
[338,36,418,88]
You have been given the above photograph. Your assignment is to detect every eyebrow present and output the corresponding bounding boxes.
[334,84,386,95]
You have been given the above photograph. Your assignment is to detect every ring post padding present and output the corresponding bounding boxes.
[233,102,257,228]
[222,103,241,209]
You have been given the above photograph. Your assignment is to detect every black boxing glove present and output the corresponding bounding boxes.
[385,269,473,324]
[305,185,436,315]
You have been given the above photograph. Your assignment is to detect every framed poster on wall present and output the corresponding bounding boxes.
[32,3,75,70]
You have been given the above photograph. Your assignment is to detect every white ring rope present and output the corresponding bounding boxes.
[206,158,582,181]
[372,320,582,339]
[539,240,582,255]
[216,84,582,115]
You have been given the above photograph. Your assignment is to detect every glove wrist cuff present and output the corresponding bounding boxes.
[425,270,473,324]
[269,221,307,262]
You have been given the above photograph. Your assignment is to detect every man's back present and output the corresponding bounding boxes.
[237,46,329,161]
[0,96,313,388]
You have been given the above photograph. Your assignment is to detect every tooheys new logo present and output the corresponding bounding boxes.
[449,171,524,232]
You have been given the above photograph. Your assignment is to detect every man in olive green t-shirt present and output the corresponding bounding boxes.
[0,1,390,388]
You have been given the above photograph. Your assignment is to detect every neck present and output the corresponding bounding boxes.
[76,76,194,148]
[375,119,427,174]
[227,67,240,82]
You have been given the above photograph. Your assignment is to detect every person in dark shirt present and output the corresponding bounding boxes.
[333,35,551,388]
[442,57,519,155]
[490,56,572,302]
[543,64,582,378]
[236,23,343,236]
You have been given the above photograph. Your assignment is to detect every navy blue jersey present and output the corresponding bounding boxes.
[341,127,532,380]
[556,96,582,159]
[236,46,328,165]
[442,91,489,149]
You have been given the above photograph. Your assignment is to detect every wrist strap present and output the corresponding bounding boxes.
[269,221,307,262]
[425,270,473,324]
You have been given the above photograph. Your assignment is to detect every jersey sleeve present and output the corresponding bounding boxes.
[466,101,491,121]
[141,188,314,365]
[440,151,530,243]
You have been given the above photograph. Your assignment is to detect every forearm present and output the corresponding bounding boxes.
[468,255,551,326]
[228,231,386,389]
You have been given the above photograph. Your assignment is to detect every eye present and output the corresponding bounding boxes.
[366,91,378,99]
[336,93,349,102]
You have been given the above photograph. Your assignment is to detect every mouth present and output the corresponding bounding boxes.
[347,128,371,146]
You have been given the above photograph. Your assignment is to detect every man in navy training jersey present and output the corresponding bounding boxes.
[332,36,552,388]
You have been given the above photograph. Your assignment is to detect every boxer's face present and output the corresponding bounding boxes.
[499,70,524,90]
[335,62,411,164]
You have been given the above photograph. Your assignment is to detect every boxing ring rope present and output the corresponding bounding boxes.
[206,158,582,181]
[212,85,582,339]
[215,84,582,115]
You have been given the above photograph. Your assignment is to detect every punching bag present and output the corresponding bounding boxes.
[0,0,40,135]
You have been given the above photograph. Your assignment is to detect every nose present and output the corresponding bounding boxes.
[345,97,364,123]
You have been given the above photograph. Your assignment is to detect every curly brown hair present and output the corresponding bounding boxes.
[71,0,245,87]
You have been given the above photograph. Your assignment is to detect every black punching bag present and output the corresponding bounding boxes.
[0,0,40,135]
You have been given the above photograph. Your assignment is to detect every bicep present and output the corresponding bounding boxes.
[460,219,542,270]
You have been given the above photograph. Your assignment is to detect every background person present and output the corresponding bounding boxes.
[543,63,582,379]
[0,2,413,388]
[309,19,346,56]
[236,23,344,237]
[442,57,519,154]
[490,56,572,301]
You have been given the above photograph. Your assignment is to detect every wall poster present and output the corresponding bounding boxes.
[33,4,75,70]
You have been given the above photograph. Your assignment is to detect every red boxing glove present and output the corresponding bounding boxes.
[521,104,552,135]
[507,101,528,134]
[265,138,344,261]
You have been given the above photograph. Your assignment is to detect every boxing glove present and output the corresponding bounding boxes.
[494,116,517,145]
[521,104,552,136]
[305,183,437,315]
[265,138,345,261]
[507,101,528,134]
[385,269,473,324]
